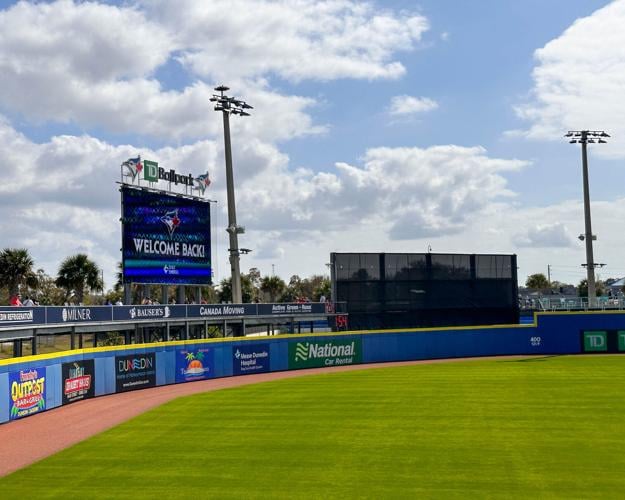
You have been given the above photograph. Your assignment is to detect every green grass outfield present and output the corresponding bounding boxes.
[3,355,625,498]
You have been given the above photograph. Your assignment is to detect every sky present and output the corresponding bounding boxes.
[0,0,624,290]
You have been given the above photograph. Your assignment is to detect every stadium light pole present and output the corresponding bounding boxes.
[565,130,609,308]
[211,86,252,304]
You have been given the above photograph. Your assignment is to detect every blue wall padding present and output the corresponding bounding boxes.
[2,311,625,424]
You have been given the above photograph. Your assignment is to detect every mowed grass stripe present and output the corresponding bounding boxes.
[2,356,625,498]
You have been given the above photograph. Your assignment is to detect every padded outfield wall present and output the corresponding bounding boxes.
[1,311,625,424]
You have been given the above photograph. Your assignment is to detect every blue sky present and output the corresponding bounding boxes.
[0,0,624,289]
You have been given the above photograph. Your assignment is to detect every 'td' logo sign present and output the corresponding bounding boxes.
[583,331,607,352]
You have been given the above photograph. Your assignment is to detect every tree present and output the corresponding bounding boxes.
[260,276,286,302]
[312,275,331,301]
[578,279,605,298]
[217,275,255,303]
[56,254,103,304]
[34,268,65,305]
[115,261,124,292]
[246,268,262,302]
[525,273,549,290]
[0,248,39,298]
[280,275,303,302]
[279,274,330,302]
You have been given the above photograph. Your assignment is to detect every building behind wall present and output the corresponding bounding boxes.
[330,252,519,330]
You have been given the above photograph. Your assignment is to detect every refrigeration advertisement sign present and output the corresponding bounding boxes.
[122,186,211,285]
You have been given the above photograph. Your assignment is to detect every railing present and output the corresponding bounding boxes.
[0,301,348,331]
[520,296,625,312]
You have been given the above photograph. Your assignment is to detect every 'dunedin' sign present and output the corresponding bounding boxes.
[115,353,156,392]
[288,338,362,369]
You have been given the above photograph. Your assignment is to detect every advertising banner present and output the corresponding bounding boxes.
[582,331,608,352]
[0,307,45,327]
[62,359,95,405]
[187,304,257,318]
[112,304,186,322]
[619,331,625,352]
[115,353,156,392]
[122,186,211,285]
[175,347,215,383]
[288,338,362,369]
[233,343,270,375]
[257,303,326,315]
[47,306,113,324]
[9,367,46,420]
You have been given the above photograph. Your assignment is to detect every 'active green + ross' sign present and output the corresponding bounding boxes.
[288,339,362,369]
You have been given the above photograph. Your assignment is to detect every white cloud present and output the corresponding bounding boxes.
[512,222,575,248]
[515,0,625,157]
[0,0,429,142]
[232,144,528,246]
[0,0,171,81]
[143,0,429,82]
[389,95,438,116]
[334,145,527,239]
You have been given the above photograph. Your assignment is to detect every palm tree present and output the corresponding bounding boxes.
[260,276,286,302]
[115,261,124,291]
[218,275,255,303]
[56,254,103,304]
[0,248,38,297]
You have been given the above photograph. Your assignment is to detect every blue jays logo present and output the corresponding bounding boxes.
[194,172,211,194]
[161,210,181,237]
[122,156,143,180]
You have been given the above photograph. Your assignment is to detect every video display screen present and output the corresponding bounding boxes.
[122,186,211,285]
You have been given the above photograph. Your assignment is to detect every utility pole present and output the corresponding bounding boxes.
[565,130,609,308]
[547,265,551,287]
[211,86,252,304]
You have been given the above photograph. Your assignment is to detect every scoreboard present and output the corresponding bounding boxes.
[121,186,211,285]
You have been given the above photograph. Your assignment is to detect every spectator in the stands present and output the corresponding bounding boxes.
[9,293,22,306]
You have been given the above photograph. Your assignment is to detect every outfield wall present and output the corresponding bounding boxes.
[1,311,624,424]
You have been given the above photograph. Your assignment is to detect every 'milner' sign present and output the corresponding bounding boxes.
[143,160,194,187]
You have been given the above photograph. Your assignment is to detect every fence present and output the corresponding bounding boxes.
[2,310,625,424]
[521,296,625,311]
